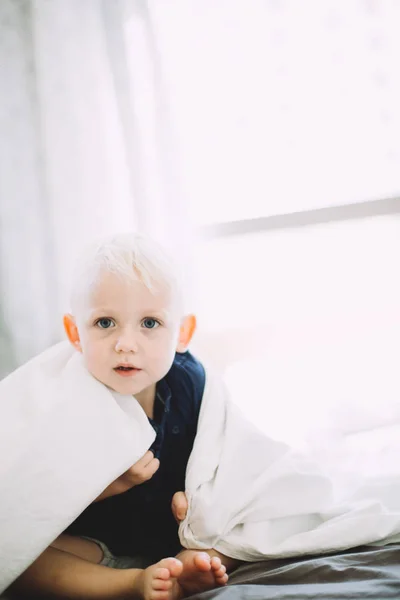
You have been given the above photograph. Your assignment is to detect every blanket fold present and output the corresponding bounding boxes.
[179,372,400,560]
[0,343,155,591]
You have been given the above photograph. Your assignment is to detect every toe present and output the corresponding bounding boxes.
[211,559,228,585]
[193,552,212,572]
[153,567,171,582]
[214,564,226,578]
[153,578,173,591]
[157,557,183,578]
[210,556,222,571]
[217,573,229,585]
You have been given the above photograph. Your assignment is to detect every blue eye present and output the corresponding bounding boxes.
[142,318,160,329]
[96,318,115,329]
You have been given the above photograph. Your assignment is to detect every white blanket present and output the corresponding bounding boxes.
[1,342,400,592]
[180,373,400,560]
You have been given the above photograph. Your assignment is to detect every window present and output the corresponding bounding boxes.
[155,1,400,225]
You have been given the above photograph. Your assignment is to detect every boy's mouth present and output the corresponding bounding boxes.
[114,365,141,377]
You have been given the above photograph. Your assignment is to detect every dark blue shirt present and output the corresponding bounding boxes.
[66,351,205,561]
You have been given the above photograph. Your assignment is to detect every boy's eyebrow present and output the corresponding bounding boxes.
[88,307,115,316]
[87,307,172,320]
[141,308,172,321]
[85,307,118,322]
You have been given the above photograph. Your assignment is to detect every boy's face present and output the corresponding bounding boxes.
[76,271,181,400]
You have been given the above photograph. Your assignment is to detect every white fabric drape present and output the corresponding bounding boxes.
[2,0,400,376]
[0,0,192,375]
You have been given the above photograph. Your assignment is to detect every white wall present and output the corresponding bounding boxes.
[193,213,400,445]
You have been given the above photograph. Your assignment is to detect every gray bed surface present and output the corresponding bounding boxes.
[186,544,400,599]
[2,544,399,599]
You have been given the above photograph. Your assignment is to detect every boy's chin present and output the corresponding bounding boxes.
[105,381,145,396]
[93,373,146,396]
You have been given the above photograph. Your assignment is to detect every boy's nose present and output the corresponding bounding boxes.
[115,332,139,353]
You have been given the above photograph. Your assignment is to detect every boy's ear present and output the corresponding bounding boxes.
[63,314,82,352]
[176,314,196,353]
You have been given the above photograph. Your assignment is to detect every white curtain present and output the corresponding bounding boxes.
[2,0,400,380]
[0,0,192,375]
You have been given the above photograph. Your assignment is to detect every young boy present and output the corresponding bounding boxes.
[9,233,237,600]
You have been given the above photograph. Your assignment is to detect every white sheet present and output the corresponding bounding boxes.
[180,370,400,560]
[1,342,400,592]
[0,342,155,592]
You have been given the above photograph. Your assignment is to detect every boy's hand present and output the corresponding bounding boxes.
[171,491,188,523]
[121,450,160,486]
[95,450,160,502]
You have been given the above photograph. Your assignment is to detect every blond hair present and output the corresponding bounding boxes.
[70,233,183,318]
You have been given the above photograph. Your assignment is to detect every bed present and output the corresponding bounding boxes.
[187,544,400,599]
[2,544,399,599]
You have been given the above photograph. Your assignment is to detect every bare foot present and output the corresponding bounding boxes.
[176,549,228,597]
[135,557,183,600]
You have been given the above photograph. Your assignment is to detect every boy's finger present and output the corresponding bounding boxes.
[134,450,155,468]
[171,491,188,522]
[144,457,160,476]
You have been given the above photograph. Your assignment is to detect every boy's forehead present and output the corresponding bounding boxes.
[85,271,175,315]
